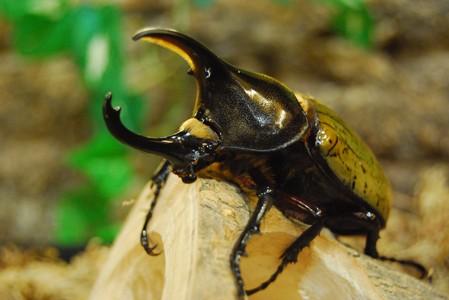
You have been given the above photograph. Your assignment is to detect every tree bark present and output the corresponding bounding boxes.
[90,175,447,300]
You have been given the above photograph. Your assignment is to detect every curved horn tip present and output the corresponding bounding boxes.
[132,28,179,42]
[105,91,113,101]
[103,92,121,117]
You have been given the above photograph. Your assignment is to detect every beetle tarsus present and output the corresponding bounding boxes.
[141,232,160,256]
[140,229,160,256]
[378,256,429,279]
[245,219,325,296]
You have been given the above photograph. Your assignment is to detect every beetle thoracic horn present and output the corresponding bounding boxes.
[103,93,193,166]
[133,28,229,79]
[132,28,309,152]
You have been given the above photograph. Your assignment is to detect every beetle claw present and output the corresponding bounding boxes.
[142,238,161,256]
[140,229,161,256]
[146,245,161,256]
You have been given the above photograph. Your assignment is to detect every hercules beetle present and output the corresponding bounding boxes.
[103,28,426,298]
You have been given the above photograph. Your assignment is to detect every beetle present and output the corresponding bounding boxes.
[103,28,426,298]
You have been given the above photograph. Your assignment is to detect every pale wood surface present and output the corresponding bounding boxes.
[90,175,447,300]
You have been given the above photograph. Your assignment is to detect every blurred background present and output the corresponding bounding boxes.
[0,0,448,298]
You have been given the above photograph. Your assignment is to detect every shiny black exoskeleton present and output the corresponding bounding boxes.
[103,28,426,299]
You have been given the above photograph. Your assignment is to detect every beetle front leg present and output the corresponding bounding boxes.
[231,185,274,299]
[140,160,171,255]
[245,219,325,296]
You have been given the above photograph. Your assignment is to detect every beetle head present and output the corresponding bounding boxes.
[103,28,309,181]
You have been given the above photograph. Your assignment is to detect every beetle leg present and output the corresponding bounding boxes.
[332,211,428,278]
[245,219,325,296]
[364,226,380,257]
[364,225,428,279]
[140,160,171,256]
[231,185,274,299]
[377,256,429,279]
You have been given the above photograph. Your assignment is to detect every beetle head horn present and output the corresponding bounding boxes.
[133,28,308,152]
[133,28,227,80]
[103,93,217,182]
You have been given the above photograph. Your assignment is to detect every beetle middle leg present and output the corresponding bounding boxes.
[140,160,171,255]
[231,184,274,299]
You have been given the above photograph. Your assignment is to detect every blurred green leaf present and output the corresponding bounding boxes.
[95,223,121,243]
[75,156,134,200]
[67,6,146,132]
[314,0,374,48]
[12,13,72,56]
[70,6,123,88]
[56,191,91,245]
[69,132,125,159]
[55,185,119,245]
[4,2,148,246]
[0,0,31,21]
[69,133,134,199]
[0,0,69,21]
[272,0,292,5]
[193,0,215,8]
[333,4,373,47]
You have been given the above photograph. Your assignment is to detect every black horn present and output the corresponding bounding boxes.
[103,92,193,166]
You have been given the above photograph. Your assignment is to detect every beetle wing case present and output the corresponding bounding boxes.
[301,96,391,223]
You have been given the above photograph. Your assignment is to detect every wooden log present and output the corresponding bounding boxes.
[90,175,447,300]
